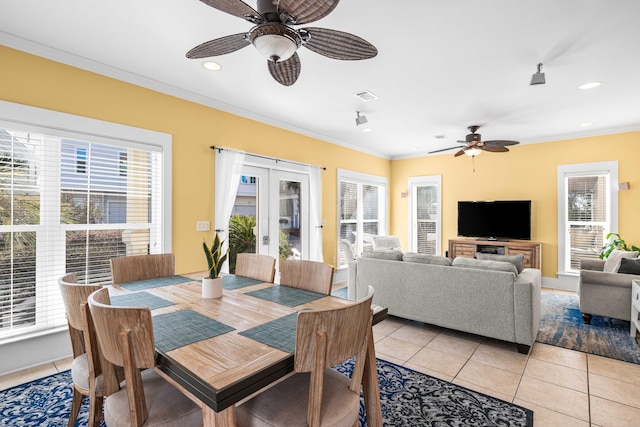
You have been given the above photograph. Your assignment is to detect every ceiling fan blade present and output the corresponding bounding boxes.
[484,139,520,147]
[482,146,510,153]
[428,146,461,154]
[454,149,466,157]
[186,33,250,58]
[301,27,377,60]
[268,52,301,86]
[199,0,263,23]
[277,0,340,24]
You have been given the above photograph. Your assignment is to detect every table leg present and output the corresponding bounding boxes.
[203,406,235,427]
[362,325,382,427]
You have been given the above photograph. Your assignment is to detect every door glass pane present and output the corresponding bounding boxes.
[279,180,301,260]
[229,175,258,272]
[417,185,437,255]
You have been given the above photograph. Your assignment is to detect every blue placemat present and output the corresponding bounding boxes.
[118,275,194,291]
[245,285,325,307]
[110,291,175,310]
[238,312,298,353]
[152,309,235,352]
[223,275,264,290]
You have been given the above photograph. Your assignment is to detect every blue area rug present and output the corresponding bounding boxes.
[536,291,640,364]
[1,359,532,427]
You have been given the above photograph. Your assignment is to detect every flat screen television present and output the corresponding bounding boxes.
[457,200,531,241]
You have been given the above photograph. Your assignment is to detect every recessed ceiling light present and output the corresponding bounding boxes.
[202,61,222,71]
[580,122,593,127]
[579,81,602,90]
[361,127,373,132]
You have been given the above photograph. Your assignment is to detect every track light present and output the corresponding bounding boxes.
[530,63,546,85]
[355,111,368,126]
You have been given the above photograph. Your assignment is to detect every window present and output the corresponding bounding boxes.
[0,101,171,342]
[408,176,442,255]
[558,161,618,275]
[337,169,387,268]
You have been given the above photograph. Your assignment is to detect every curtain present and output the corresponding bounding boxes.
[308,165,323,261]
[214,148,245,273]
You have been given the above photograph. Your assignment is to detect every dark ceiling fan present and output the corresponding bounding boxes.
[186,0,378,86]
[428,125,520,157]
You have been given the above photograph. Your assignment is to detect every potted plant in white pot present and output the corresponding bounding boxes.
[202,233,228,298]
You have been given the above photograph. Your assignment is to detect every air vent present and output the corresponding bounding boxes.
[354,90,379,102]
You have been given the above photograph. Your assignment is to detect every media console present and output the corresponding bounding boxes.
[448,239,542,270]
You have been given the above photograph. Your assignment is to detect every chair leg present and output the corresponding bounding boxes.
[68,388,83,427]
[88,394,104,427]
[581,313,592,324]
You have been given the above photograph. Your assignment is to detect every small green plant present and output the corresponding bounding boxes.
[202,233,228,279]
[599,233,640,259]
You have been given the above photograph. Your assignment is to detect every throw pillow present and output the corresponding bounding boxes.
[617,258,640,275]
[603,249,639,272]
[403,252,452,266]
[372,235,402,251]
[452,257,518,276]
[361,249,404,261]
[476,252,525,273]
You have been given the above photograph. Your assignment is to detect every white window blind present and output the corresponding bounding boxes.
[337,170,387,268]
[566,174,608,270]
[0,103,168,343]
[409,176,441,255]
[558,161,618,276]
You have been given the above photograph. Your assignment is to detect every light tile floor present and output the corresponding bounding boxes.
[3,289,640,426]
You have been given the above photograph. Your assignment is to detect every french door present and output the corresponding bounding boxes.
[232,165,310,271]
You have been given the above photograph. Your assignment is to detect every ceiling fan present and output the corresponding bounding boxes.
[186,0,378,86]
[429,125,520,157]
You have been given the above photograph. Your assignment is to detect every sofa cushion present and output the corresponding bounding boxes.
[403,252,452,266]
[361,249,403,261]
[617,257,640,275]
[604,249,639,272]
[476,253,525,273]
[452,257,518,276]
[372,235,402,251]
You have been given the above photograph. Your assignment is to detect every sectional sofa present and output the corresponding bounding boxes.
[348,251,542,353]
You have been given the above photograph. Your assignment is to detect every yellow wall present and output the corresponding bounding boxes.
[390,132,640,278]
[3,46,638,279]
[0,47,390,274]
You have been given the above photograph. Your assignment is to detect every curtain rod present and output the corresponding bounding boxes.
[210,145,326,170]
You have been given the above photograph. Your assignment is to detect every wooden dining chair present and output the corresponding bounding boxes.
[58,273,117,427]
[109,253,175,285]
[235,253,276,282]
[279,259,335,295]
[87,287,202,427]
[235,286,375,427]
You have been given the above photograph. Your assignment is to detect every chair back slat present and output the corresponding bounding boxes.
[294,286,373,371]
[110,253,175,285]
[235,253,276,282]
[88,288,156,369]
[279,259,334,295]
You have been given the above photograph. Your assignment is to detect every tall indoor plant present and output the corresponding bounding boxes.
[202,233,228,298]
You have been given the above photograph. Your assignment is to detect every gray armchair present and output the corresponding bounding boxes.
[578,258,638,323]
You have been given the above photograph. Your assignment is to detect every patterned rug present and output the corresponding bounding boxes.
[536,291,640,364]
[1,359,532,427]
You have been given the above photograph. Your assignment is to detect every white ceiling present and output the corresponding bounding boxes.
[2,0,640,159]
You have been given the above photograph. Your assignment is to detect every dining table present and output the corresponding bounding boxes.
[109,271,386,427]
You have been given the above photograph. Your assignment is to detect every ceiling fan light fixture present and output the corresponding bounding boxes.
[530,63,546,85]
[202,61,222,71]
[465,147,482,157]
[250,24,300,62]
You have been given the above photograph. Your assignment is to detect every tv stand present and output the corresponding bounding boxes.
[448,239,541,270]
